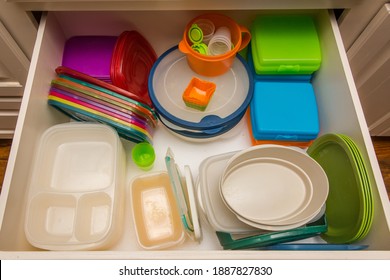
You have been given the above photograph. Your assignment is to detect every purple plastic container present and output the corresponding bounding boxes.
[62,36,118,82]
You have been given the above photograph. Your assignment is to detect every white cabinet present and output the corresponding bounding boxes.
[342,3,390,136]
[0,2,37,138]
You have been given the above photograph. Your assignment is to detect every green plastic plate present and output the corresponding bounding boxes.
[307,134,370,244]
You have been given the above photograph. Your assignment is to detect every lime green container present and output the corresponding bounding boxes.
[250,15,322,75]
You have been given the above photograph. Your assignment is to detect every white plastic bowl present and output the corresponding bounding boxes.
[219,145,329,230]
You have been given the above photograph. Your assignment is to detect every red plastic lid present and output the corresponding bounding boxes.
[111,31,157,107]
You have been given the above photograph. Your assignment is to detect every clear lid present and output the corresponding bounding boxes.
[149,46,253,130]
[165,148,202,241]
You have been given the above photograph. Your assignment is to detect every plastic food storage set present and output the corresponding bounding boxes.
[0,10,389,258]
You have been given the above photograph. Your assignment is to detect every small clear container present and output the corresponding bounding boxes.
[130,148,201,250]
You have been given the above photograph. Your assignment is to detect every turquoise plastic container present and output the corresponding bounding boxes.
[250,80,320,141]
[251,14,322,75]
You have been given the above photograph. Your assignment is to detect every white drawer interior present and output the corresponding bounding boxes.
[0,10,389,259]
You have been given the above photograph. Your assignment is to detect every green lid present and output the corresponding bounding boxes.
[188,24,204,44]
[251,15,322,75]
[191,43,208,55]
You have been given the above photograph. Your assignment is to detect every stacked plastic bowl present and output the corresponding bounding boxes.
[219,145,329,231]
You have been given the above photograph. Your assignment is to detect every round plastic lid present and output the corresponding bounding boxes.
[149,46,253,130]
[188,24,204,44]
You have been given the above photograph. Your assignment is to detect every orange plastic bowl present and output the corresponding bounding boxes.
[179,13,251,77]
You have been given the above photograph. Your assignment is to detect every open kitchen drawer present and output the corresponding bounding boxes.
[0,8,389,259]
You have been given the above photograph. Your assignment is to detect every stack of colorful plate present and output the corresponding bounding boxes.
[48,66,158,143]
[307,133,374,244]
[148,46,253,140]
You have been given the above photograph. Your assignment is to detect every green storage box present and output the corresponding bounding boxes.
[251,15,322,75]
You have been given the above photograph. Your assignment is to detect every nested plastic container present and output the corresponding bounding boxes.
[179,13,251,76]
[249,80,320,141]
[149,46,253,139]
[24,123,126,250]
[62,36,117,82]
[197,149,328,250]
[250,14,322,75]
[130,149,201,250]
[110,31,157,108]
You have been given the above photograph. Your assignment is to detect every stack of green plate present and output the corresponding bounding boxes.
[307,133,373,244]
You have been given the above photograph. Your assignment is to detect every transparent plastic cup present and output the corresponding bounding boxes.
[194,19,215,44]
[208,27,232,56]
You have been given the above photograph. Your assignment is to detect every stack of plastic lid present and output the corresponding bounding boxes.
[110,31,157,108]
[62,36,117,84]
[62,31,157,108]
[48,66,158,144]
[247,14,322,148]
[148,46,253,140]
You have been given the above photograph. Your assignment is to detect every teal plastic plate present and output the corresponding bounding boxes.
[217,215,327,250]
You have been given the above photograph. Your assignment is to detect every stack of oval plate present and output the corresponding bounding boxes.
[307,133,374,244]
[148,46,253,140]
[219,145,329,231]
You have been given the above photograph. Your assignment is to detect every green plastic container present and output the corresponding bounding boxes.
[250,15,322,75]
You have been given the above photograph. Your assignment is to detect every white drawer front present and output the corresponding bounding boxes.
[0,10,389,259]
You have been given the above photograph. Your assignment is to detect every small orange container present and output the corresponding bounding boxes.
[179,13,251,77]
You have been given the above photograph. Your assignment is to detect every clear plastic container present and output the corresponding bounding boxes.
[130,148,201,250]
[24,123,125,250]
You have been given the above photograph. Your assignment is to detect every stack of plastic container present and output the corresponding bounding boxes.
[49,31,158,143]
[248,14,322,148]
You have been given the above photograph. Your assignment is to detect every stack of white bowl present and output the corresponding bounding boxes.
[219,145,329,231]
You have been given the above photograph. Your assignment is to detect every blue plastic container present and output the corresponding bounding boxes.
[250,80,319,141]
